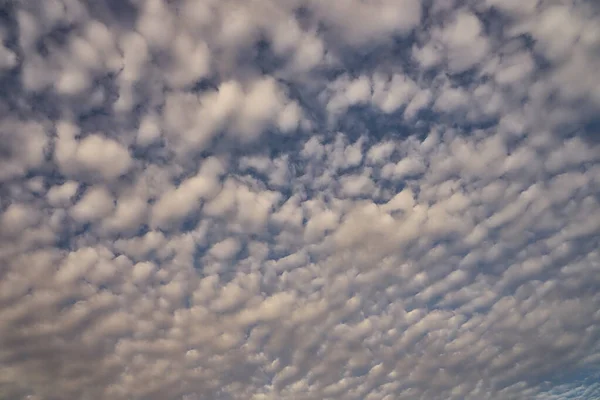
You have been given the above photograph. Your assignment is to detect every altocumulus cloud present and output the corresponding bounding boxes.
[1,0,600,399]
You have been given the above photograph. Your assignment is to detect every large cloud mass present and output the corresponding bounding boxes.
[1,0,600,399]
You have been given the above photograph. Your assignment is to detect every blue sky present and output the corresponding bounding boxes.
[0,0,600,399]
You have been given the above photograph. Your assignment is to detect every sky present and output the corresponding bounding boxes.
[0,0,599,399]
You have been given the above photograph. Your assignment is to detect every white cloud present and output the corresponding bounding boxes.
[530,6,583,62]
[209,237,242,260]
[340,173,375,197]
[0,203,39,237]
[47,181,79,207]
[0,119,48,182]
[150,164,223,229]
[55,122,132,182]
[233,77,298,140]
[165,33,211,89]
[381,156,426,180]
[366,141,396,165]
[326,75,372,120]
[404,89,432,120]
[414,10,490,74]
[2,0,600,399]
[381,188,416,212]
[440,10,490,73]
[372,73,418,113]
[118,31,149,84]
[433,84,470,112]
[70,185,115,223]
[136,113,162,147]
[101,192,148,235]
[308,0,422,46]
[0,43,17,70]
[493,50,535,86]
[161,78,301,155]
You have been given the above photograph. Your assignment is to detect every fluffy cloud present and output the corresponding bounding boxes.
[1,1,600,400]
[54,121,132,182]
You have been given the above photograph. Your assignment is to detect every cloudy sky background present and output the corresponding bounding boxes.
[1,0,600,399]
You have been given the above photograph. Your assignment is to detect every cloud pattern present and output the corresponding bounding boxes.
[1,0,600,399]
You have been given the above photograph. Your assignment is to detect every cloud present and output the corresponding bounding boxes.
[54,121,132,182]
[307,0,422,46]
[1,0,600,400]
[0,119,48,182]
[0,34,17,70]
[70,185,115,224]
[437,10,490,73]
